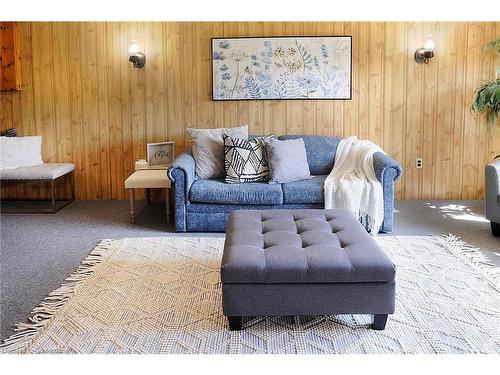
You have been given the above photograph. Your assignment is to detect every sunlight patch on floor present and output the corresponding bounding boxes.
[426,203,489,223]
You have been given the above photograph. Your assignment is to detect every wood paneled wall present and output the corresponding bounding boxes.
[1,22,499,200]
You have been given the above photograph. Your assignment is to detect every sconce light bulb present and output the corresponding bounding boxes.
[128,40,140,56]
[424,35,435,51]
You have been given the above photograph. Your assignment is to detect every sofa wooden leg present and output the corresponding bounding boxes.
[371,314,388,330]
[227,316,243,331]
[491,222,500,237]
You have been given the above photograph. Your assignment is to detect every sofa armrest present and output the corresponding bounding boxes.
[485,161,500,222]
[167,151,196,232]
[372,152,403,233]
[373,152,403,183]
[167,150,196,193]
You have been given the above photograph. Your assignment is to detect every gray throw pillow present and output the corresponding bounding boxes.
[264,138,312,184]
[187,125,248,179]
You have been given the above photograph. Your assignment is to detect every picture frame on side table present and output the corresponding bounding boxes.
[147,141,175,168]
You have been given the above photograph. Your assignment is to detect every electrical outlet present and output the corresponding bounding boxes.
[416,158,423,169]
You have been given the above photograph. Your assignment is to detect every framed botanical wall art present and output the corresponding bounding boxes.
[211,36,352,101]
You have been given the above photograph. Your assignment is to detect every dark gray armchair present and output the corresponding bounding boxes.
[485,160,500,236]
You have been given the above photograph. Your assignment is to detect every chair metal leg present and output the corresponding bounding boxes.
[50,180,56,213]
[70,171,76,201]
[128,189,135,224]
[146,188,151,204]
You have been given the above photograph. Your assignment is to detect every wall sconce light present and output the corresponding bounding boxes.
[128,40,146,68]
[414,34,435,64]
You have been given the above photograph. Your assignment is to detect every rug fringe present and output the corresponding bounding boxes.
[439,234,500,289]
[0,239,119,353]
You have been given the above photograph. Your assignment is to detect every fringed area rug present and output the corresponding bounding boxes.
[1,235,499,354]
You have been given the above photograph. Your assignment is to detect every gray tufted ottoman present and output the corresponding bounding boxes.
[221,209,396,331]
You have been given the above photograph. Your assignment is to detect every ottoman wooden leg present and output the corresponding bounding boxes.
[227,316,243,331]
[128,189,136,224]
[371,314,388,330]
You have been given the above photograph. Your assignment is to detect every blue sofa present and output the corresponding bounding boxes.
[167,135,403,233]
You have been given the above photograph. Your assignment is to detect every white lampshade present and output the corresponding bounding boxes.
[424,35,435,51]
[128,40,140,56]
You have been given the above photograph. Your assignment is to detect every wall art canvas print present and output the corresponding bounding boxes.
[212,36,351,100]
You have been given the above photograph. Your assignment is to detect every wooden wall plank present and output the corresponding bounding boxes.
[19,22,35,135]
[105,22,124,200]
[120,23,133,200]
[66,22,85,199]
[383,23,406,199]
[166,22,184,153]
[80,22,101,200]
[182,22,195,151]
[403,22,424,199]
[95,22,110,199]
[368,22,384,146]
[421,22,438,199]
[462,23,484,199]
[2,21,499,201]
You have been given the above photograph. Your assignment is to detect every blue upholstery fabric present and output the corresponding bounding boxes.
[167,151,197,232]
[168,135,403,233]
[282,175,326,204]
[186,203,323,232]
[373,152,403,233]
[278,135,340,175]
[189,179,283,205]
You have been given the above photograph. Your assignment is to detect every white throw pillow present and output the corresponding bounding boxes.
[0,136,44,169]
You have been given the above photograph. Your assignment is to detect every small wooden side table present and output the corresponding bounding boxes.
[124,169,171,224]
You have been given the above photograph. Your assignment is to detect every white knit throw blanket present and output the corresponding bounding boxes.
[324,136,385,234]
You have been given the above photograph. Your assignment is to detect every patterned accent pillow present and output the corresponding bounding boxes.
[223,134,274,183]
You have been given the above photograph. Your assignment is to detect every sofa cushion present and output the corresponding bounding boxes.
[278,135,340,175]
[189,179,283,205]
[282,175,326,204]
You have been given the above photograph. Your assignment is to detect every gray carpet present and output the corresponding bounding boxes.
[0,199,498,341]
